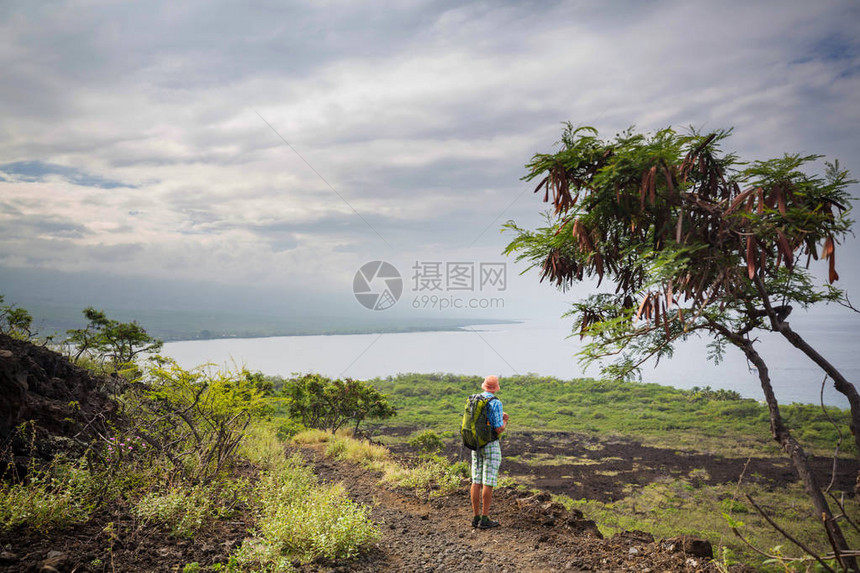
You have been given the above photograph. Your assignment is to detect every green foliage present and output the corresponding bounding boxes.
[383,454,464,495]
[282,373,396,434]
[132,485,220,538]
[563,475,860,568]
[504,125,854,382]
[367,373,854,457]
[324,433,390,469]
[0,458,95,532]
[0,295,33,339]
[252,453,380,562]
[66,307,162,370]
[408,429,444,455]
[127,358,271,483]
[275,417,306,440]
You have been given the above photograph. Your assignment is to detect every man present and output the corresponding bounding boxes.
[471,375,509,529]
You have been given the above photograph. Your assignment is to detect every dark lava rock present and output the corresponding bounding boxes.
[663,535,714,558]
[0,334,116,468]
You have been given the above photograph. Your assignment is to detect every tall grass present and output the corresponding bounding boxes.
[293,429,467,496]
[228,426,380,569]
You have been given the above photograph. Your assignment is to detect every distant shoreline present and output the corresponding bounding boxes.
[160,319,521,343]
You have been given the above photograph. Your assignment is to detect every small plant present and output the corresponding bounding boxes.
[325,435,389,469]
[132,485,217,537]
[251,453,379,563]
[0,457,96,533]
[291,428,332,444]
[384,454,462,495]
[408,430,444,456]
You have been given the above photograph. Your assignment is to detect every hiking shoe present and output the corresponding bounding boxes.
[471,516,481,528]
[478,517,500,529]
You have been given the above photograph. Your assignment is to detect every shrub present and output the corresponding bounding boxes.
[125,358,271,483]
[291,429,331,444]
[325,435,389,469]
[407,430,444,456]
[282,374,396,434]
[384,455,463,495]
[253,454,379,562]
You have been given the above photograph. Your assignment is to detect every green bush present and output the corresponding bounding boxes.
[126,358,271,483]
[282,374,396,435]
[253,454,379,562]
[408,430,444,455]
[384,455,463,495]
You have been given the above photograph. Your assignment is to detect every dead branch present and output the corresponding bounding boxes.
[745,493,836,572]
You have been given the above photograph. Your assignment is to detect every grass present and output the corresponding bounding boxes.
[225,424,381,570]
[292,429,468,497]
[356,373,860,570]
[365,373,855,458]
[557,471,860,568]
[132,485,223,538]
[0,459,95,533]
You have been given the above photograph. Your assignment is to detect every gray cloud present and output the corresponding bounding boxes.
[0,0,857,314]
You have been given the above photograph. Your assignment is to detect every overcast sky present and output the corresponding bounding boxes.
[1,0,859,323]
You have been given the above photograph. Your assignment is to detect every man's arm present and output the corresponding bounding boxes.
[495,411,509,435]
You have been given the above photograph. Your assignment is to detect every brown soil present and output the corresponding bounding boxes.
[297,443,734,573]
[409,430,859,503]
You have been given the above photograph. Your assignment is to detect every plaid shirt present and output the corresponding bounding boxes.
[481,391,504,430]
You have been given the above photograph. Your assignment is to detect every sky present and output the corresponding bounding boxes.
[1,0,859,329]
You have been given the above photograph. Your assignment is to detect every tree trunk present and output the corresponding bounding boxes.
[752,276,860,464]
[776,320,860,462]
[734,334,856,571]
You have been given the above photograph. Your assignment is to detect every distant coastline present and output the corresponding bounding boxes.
[161,318,521,343]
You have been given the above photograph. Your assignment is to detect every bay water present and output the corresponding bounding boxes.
[163,314,859,407]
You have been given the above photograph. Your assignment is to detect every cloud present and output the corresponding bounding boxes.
[0,160,133,189]
[0,0,857,316]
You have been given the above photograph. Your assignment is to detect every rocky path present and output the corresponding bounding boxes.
[298,445,728,573]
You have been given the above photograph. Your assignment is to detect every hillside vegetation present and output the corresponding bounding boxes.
[366,373,854,457]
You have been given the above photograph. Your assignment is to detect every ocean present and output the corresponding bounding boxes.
[162,314,860,407]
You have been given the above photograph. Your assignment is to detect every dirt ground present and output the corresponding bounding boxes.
[414,429,859,503]
[299,442,733,573]
[0,465,258,573]
[3,427,852,572]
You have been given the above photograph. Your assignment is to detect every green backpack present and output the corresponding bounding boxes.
[461,394,499,450]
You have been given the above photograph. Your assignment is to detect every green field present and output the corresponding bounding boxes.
[365,373,853,458]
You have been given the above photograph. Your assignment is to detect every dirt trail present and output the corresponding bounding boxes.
[298,444,728,573]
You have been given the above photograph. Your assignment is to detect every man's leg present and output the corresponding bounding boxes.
[478,441,502,528]
[470,449,483,526]
[481,484,493,516]
[471,482,482,516]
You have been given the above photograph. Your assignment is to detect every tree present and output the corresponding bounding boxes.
[504,125,857,569]
[66,307,163,368]
[0,295,33,339]
[283,374,396,435]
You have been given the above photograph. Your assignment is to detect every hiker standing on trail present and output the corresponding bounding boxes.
[470,375,508,529]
